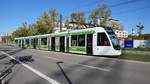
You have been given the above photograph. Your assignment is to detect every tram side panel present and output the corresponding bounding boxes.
[48,37,51,51]
[65,36,70,52]
[14,39,19,48]
[24,39,30,48]
[69,34,86,54]
[40,37,48,50]
[55,37,59,51]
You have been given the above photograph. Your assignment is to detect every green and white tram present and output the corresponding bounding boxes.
[14,27,121,56]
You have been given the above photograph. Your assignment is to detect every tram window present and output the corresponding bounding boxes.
[31,39,38,45]
[41,38,47,45]
[71,35,77,46]
[97,33,110,46]
[78,35,85,46]
[26,39,29,45]
[31,39,34,45]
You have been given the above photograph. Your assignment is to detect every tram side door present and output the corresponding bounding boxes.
[22,39,25,48]
[66,37,69,52]
[86,34,93,55]
[51,37,55,51]
[33,39,37,49]
[19,40,21,47]
[59,36,65,52]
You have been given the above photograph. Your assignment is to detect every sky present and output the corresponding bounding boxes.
[0,0,150,35]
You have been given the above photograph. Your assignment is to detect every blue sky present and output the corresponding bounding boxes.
[0,0,150,35]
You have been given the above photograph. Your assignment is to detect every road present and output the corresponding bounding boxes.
[0,45,150,84]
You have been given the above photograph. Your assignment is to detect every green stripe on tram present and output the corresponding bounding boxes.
[55,45,60,51]
[40,45,48,48]
[70,30,95,35]
[70,46,86,52]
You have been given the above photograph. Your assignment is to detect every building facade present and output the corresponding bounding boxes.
[0,35,2,43]
[115,30,128,38]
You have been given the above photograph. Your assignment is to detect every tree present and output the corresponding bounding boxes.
[49,9,58,32]
[136,22,144,36]
[98,3,112,26]
[34,9,58,34]
[64,17,72,29]
[89,3,124,30]
[70,12,85,29]
[34,20,47,34]
[12,22,31,39]
[89,3,112,26]
[11,8,59,39]
[28,24,37,35]
[89,10,100,26]
[111,20,123,30]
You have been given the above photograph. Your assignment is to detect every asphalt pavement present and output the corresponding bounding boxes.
[0,45,150,84]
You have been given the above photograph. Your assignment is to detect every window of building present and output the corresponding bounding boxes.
[71,35,77,46]
[97,33,110,46]
[78,35,85,46]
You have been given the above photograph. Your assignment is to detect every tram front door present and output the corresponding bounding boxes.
[51,37,55,51]
[60,36,65,52]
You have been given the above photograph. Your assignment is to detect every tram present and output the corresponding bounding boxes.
[14,27,121,56]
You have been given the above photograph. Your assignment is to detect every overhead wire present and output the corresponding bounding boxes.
[80,0,142,14]
[62,0,149,21]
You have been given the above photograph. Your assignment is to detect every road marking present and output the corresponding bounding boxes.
[1,51,60,84]
[29,49,150,64]
[46,56,110,72]
[56,52,150,65]
[74,63,110,72]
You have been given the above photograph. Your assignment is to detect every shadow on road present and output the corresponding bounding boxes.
[50,58,124,84]
[0,47,35,84]
[56,61,73,84]
[10,55,34,64]
[0,55,35,84]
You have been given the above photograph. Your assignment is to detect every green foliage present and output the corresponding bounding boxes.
[33,9,58,34]
[12,8,58,38]
[12,22,31,39]
[98,3,112,18]
[1,36,13,43]
[120,50,150,62]
[70,12,85,29]
[99,3,112,26]
[89,10,100,25]
[123,48,150,51]
[89,3,112,26]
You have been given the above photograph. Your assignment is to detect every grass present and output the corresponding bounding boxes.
[119,52,150,62]
[123,48,150,51]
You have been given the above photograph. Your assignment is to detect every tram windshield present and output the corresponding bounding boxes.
[104,27,120,50]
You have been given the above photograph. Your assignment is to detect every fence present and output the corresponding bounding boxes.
[118,40,150,48]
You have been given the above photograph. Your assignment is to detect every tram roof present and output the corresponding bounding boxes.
[15,27,105,40]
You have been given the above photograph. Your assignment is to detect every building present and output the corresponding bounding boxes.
[0,34,2,43]
[115,30,128,38]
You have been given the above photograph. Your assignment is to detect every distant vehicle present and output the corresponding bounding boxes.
[14,27,121,56]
